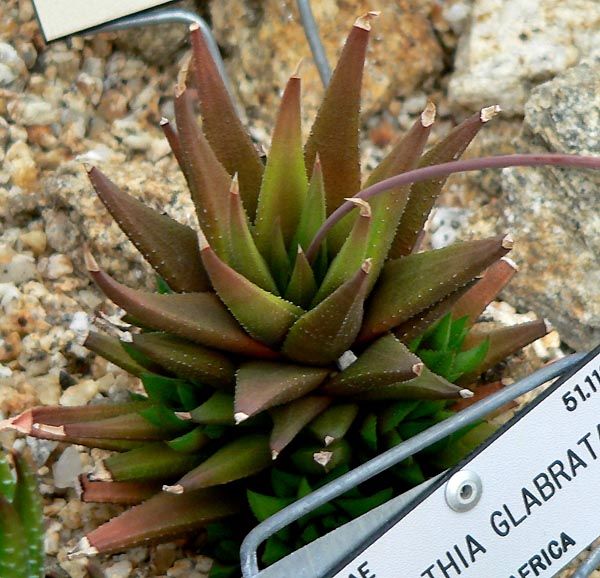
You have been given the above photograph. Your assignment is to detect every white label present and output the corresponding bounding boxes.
[33,0,173,41]
[331,349,600,578]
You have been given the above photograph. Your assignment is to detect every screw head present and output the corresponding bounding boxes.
[445,470,482,512]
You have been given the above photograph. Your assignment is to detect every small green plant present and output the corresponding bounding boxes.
[0,450,44,578]
[3,13,599,576]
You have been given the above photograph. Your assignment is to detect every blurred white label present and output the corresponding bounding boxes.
[33,0,173,41]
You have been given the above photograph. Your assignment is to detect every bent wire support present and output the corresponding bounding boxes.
[240,353,589,578]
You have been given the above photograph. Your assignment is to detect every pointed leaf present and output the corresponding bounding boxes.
[255,75,308,247]
[313,198,372,303]
[80,477,160,505]
[336,488,393,518]
[323,334,422,396]
[198,234,303,346]
[364,105,434,280]
[174,88,231,257]
[282,260,372,365]
[227,176,279,294]
[141,373,193,408]
[392,106,500,257]
[379,400,421,434]
[357,366,472,401]
[171,435,271,493]
[452,338,490,379]
[85,254,275,358]
[132,333,235,389]
[361,235,513,341]
[63,412,185,441]
[307,403,359,446]
[235,361,329,421]
[190,392,234,425]
[304,14,375,251]
[247,491,294,523]
[394,281,476,345]
[266,218,293,292]
[451,257,518,325]
[293,157,327,253]
[80,487,240,554]
[88,166,209,293]
[452,380,517,416]
[284,247,317,308]
[190,25,263,218]
[84,331,148,378]
[269,396,332,459]
[103,442,201,482]
[167,427,210,454]
[13,453,44,578]
[458,319,550,383]
[0,453,15,502]
[0,497,28,578]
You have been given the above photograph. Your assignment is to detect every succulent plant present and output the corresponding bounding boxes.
[3,14,599,576]
[0,450,44,578]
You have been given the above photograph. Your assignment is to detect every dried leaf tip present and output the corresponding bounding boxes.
[235,412,249,425]
[480,105,501,123]
[174,411,193,421]
[355,10,381,30]
[459,389,475,399]
[337,350,358,370]
[189,22,200,32]
[271,450,279,461]
[345,197,372,217]
[420,101,436,127]
[324,435,335,447]
[84,249,100,273]
[159,117,170,126]
[293,58,304,78]
[229,173,240,196]
[412,362,424,376]
[89,461,112,482]
[501,234,514,250]
[68,537,98,559]
[543,318,554,333]
[501,256,519,271]
[33,423,66,437]
[197,228,210,251]
[361,258,373,274]
[163,484,184,494]
[314,450,333,467]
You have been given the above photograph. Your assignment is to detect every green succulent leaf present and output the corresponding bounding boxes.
[199,236,304,346]
[0,453,15,502]
[84,331,149,378]
[304,14,374,252]
[172,435,271,493]
[141,373,194,408]
[80,478,161,505]
[189,26,264,218]
[361,235,513,340]
[103,442,201,483]
[247,491,294,523]
[167,427,210,454]
[391,107,499,257]
[379,400,421,434]
[336,488,393,518]
[0,496,29,578]
[81,487,241,554]
[132,333,235,389]
[284,247,318,308]
[191,392,235,426]
[255,75,308,249]
[282,260,371,365]
[323,334,422,397]
[12,453,44,578]
[270,396,332,459]
[234,361,329,421]
[307,403,359,446]
[88,166,209,293]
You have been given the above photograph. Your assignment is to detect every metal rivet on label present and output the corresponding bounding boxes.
[445,470,482,512]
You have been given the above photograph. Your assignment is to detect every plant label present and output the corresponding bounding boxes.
[329,347,600,578]
[33,0,173,41]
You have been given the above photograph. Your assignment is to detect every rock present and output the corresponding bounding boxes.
[449,0,600,115]
[53,446,84,489]
[112,0,198,65]
[105,560,133,578]
[20,230,47,255]
[0,42,28,90]
[7,94,59,125]
[40,253,74,280]
[469,56,600,349]
[60,379,100,406]
[210,0,444,124]
[0,253,37,284]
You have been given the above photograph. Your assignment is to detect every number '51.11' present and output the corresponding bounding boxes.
[563,368,600,412]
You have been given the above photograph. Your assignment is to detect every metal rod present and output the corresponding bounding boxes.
[573,544,600,578]
[80,6,235,103]
[240,353,587,577]
[296,0,331,86]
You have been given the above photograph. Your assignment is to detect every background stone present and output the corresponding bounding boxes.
[449,0,600,115]
[468,56,600,349]
[210,0,445,125]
